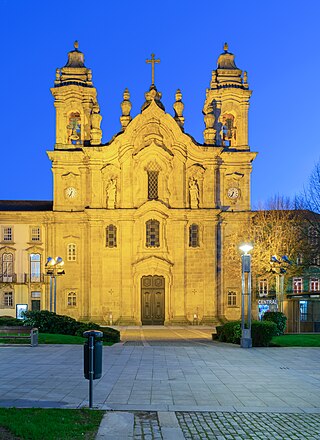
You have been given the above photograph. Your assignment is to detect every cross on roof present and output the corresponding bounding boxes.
[146,53,160,86]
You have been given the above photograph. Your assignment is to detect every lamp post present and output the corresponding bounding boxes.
[270,255,291,313]
[45,257,65,313]
[239,243,253,348]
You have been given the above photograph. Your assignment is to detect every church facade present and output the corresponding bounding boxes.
[0,43,256,325]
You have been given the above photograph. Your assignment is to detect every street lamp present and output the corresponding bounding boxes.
[239,243,253,348]
[45,256,65,313]
[270,255,292,313]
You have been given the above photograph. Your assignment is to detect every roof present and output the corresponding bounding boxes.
[0,201,53,211]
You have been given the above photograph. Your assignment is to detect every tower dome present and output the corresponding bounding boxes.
[217,43,238,69]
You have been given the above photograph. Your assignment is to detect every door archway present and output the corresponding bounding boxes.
[141,275,165,325]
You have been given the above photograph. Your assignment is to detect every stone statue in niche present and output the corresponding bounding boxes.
[189,178,199,208]
[107,179,117,209]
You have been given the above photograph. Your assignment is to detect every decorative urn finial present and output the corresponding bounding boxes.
[120,88,132,130]
[173,89,185,129]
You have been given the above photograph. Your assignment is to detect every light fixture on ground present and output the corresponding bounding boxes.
[45,256,65,313]
[239,243,253,348]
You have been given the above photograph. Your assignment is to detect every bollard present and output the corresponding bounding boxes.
[83,330,103,408]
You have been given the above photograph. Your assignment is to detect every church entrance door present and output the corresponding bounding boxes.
[141,275,165,325]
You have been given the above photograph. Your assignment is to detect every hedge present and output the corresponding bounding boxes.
[0,316,21,326]
[21,310,120,343]
[262,311,287,336]
[217,320,277,347]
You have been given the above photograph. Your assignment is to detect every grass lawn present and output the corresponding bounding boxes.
[0,333,114,345]
[271,334,320,347]
[0,408,103,440]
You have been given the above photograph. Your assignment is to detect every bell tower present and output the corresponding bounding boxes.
[203,43,251,149]
[51,41,102,149]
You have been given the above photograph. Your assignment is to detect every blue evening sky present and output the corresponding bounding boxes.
[0,0,319,208]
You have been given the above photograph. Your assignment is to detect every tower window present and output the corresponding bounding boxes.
[189,224,199,247]
[148,171,159,200]
[67,291,77,307]
[146,219,160,247]
[67,243,77,261]
[67,112,82,145]
[106,225,117,248]
[227,291,237,306]
[222,114,235,146]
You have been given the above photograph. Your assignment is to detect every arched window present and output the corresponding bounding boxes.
[67,292,77,307]
[227,290,237,306]
[106,225,117,248]
[67,112,81,145]
[222,114,236,147]
[67,243,77,261]
[146,220,160,247]
[2,253,13,282]
[30,253,41,283]
[147,170,159,200]
[189,224,199,247]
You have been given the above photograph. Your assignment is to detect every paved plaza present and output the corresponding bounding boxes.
[1,326,320,438]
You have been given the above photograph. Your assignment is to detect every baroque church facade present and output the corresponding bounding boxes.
[0,43,256,325]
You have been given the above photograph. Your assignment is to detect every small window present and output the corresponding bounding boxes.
[146,219,160,247]
[310,278,320,292]
[67,243,77,261]
[67,291,77,307]
[148,171,159,200]
[293,278,303,294]
[31,227,41,242]
[3,292,13,308]
[227,291,237,306]
[2,227,13,242]
[312,254,320,266]
[189,224,199,247]
[296,254,303,265]
[258,279,268,297]
[31,291,41,298]
[106,225,117,248]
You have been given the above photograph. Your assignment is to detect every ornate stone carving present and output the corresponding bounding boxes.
[106,179,117,209]
[120,88,132,130]
[173,89,184,129]
[189,178,199,208]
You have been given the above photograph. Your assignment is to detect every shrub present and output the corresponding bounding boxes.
[251,320,277,346]
[218,321,241,344]
[217,320,277,347]
[0,316,21,326]
[262,311,287,336]
[22,310,120,343]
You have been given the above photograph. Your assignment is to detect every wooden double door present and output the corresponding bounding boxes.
[141,275,165,325]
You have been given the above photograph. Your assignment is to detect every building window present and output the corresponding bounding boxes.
[296,254,303,265]
[31,227,41,242]
[308,226,319,246]
[106,225,117,248]
[67,243,77,261]
[30,253,41,283]
[31,291,41,298]
[189,224,199,247]
[2,227,13,242]
[222,114,235,147]
[146,219,160,248]
[310,278,320,292]
[312,254,320,266]
[293,277,303,294]
[2,253,13,282]
[148,171,159,200]
[300,300,308,321]
[67,292,77,307]
[3,292,13,308]
[227,291,237,306]
[258,279,268,297]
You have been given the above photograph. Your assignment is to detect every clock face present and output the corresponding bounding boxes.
[65,187,77,199]
[227,187,240,200]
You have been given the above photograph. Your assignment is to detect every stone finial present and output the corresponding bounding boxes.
[120,88,132,130]
[203,102,216,145]
[223,42,228,52]
[141,84,165,111]
[74,40,79,50]
[173,89,185,129]
[90,104,102,145]
[243,71,248,88]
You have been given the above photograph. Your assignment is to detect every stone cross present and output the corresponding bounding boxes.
[146,53,160,85]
